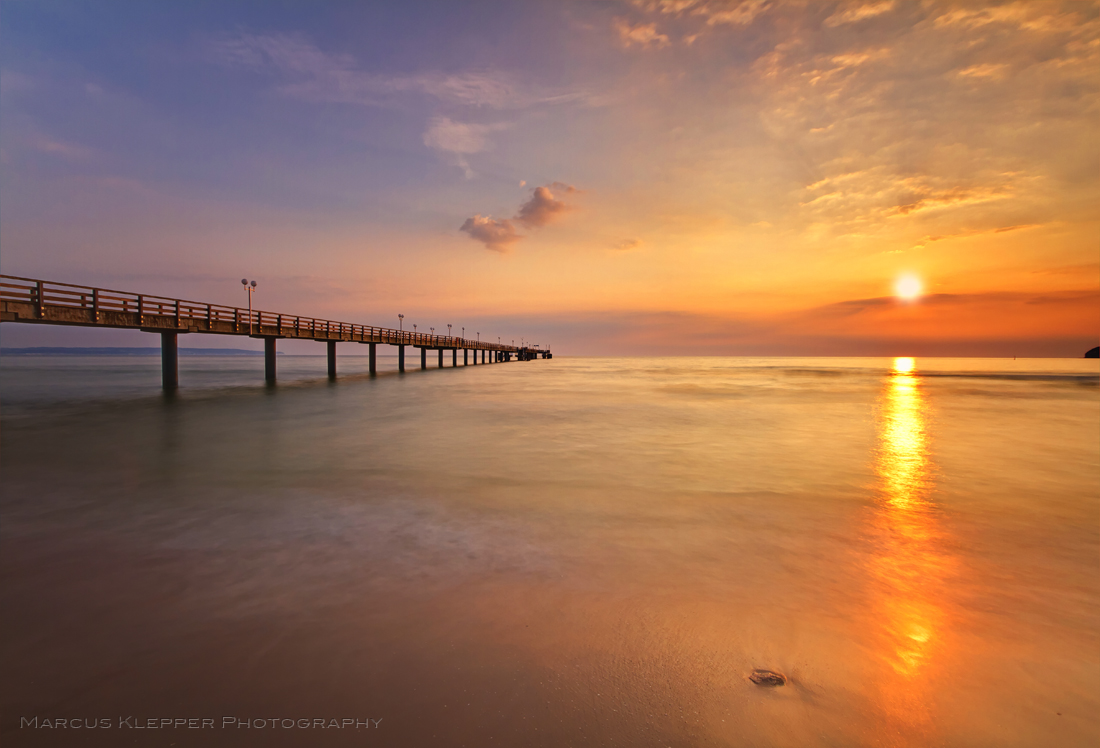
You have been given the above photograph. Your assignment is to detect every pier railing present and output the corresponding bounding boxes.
[0,275,518,351]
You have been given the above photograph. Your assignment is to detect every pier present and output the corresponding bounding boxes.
[0,275,551,391]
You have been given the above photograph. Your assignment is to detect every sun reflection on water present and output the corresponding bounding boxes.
[870,357,953,735]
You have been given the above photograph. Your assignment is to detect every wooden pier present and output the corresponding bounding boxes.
[0,275,551,390]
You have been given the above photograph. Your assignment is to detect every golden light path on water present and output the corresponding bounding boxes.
[871,357,954,739]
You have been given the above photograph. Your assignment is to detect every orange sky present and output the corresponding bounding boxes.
[1,1,1097,355]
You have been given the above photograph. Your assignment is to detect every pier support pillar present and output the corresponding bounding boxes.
[161,331,178,392]
[452,348,457,367]
[438,349,444,368]
[421,348,427,370]
[464,349,468,365]
[327,340,337,379]
[369,343,377,375]
[398,345,405,373]
[265,337,277,383]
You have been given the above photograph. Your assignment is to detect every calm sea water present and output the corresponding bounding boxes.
[2,355,1097,747]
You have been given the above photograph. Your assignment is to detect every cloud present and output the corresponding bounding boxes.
[459,215,522,251]
[31,136,94,160]
[630,0,771,27]
[614,238,643,250]
[932,3,1041,31]
[697,0,770,26]
[423,117,511,177]
[614,19,671,48]
[460,182,580,250]
[516,183,577,227]
[956,63,1009,79]
[823,1,895,28]
[206,32,591,109]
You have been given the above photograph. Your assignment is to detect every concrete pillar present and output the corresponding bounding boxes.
[452,348,457,367]
[369,343,377,375]
[161,331,178,392]
[438,349,444,368]
[265,337,277,383]
[398,345,405,372]
[421,347,427,370]
[327,340,337,379]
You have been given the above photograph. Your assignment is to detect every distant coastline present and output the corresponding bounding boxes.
[1,347,275,356]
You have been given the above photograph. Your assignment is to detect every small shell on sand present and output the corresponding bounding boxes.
[750,669,786,687]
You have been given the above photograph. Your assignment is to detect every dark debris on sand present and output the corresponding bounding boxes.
[749,669,787,687]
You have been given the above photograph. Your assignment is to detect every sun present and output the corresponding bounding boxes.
[895,274,923,301]
[894,357,915,373]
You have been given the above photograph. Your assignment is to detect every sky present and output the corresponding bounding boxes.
[1,0,1097,355]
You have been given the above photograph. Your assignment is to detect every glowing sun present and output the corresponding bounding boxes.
[895,274,923,300]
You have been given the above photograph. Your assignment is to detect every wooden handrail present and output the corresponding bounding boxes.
[0,274,540,352]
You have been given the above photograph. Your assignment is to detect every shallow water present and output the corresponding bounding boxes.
[2,355,1098,747]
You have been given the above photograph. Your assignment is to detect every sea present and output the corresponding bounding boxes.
[1,354,1097,747]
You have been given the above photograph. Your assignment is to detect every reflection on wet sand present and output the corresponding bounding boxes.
[870,357,954,739]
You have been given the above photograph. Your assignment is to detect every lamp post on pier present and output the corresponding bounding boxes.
[241,279,257,334]
[398,313,404,331]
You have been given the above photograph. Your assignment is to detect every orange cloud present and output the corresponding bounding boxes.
[614,18,670,48]
[516,183,577,228]
[459,215,522,251]
[824,1,896,28]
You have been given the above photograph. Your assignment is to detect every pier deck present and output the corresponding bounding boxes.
[1,275,551,390]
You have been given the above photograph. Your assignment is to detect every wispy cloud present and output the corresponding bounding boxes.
[30,135,95,160]
[629,0,772,28]
[956,63,1009,79]
[422,117,511,178]
[206,32,591,109]
[614,18,671,48]
[824,1,896,28]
